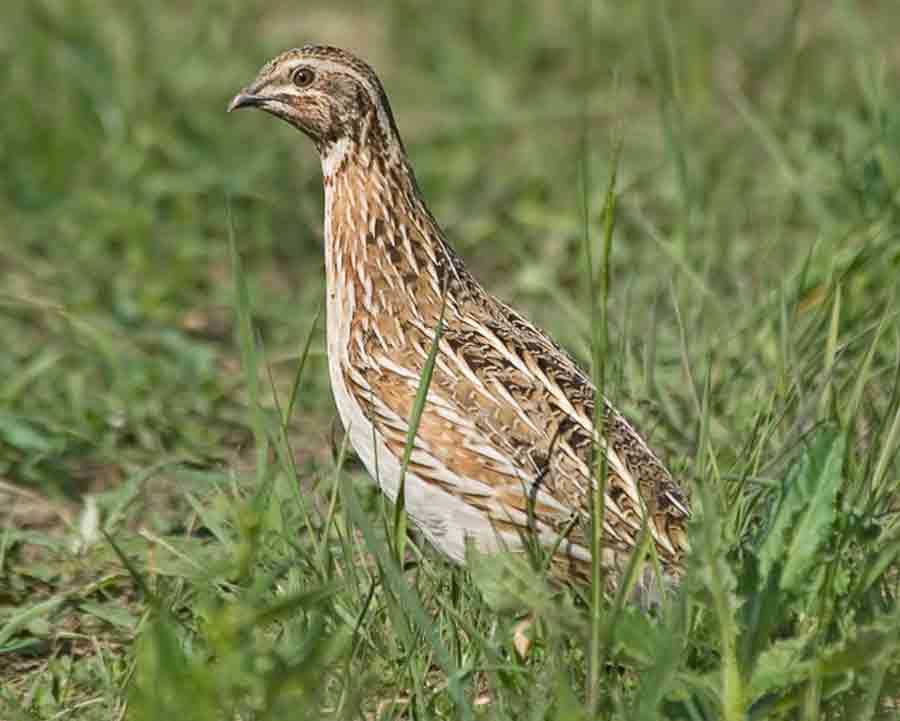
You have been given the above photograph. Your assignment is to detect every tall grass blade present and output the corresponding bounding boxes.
[844,312,887,431]
[819,282,841,420]
[584,90,624,716]
[343,473,473,720]
[263,303,323,561]
[391,294,447,564]
[228,206,269,487]
[284,300,322,427]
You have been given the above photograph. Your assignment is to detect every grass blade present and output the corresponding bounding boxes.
[343,471,473,720]
[391,293,447,564]
[228,205,269,487]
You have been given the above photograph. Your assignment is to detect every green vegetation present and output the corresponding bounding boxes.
[2,0,900,718]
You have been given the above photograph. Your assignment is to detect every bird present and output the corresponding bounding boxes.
[228,45,689,594]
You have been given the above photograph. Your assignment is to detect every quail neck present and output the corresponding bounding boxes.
[229,45,689,593]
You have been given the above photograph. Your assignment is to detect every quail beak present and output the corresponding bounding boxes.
[227,91,266,113]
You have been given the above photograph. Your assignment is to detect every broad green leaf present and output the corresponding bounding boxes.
[758,428,845,594]
[748,636,810,699]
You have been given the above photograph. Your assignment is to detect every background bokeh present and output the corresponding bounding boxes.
[2,0,900,718]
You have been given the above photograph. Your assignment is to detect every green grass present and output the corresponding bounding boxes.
[2,0,900,718]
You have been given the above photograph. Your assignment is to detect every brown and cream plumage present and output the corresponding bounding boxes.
[228,45,689,592]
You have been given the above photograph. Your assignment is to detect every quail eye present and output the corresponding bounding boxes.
[292,67,315,88]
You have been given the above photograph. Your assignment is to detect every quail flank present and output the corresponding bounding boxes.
[228,45,689,592]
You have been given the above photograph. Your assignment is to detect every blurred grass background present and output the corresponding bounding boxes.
[2,0,900,719]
